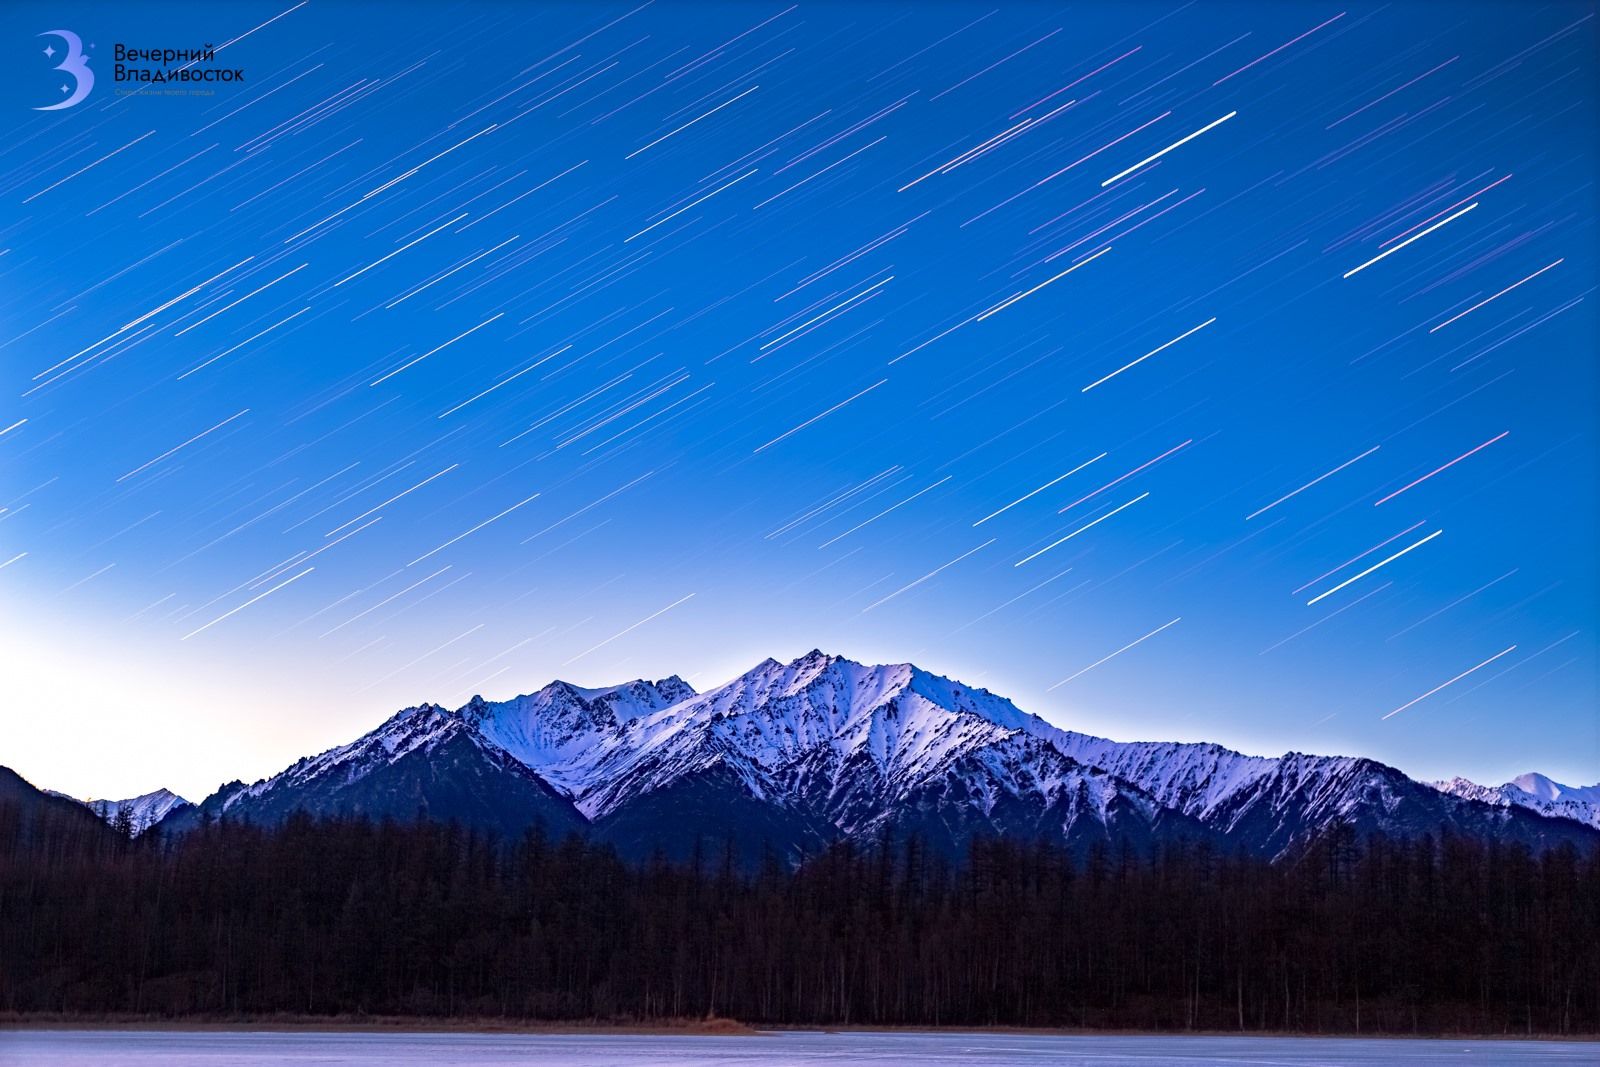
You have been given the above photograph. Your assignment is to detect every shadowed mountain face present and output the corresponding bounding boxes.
[1,766,111,828]
[151,651,1599,863]
[165,705,586,841]
[0,766,121,858]
[591,761,842,866]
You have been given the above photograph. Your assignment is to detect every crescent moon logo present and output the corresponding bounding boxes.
[35,30,94,111]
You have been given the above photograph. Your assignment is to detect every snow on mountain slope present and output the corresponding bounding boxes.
[1043,730,1598,857]
[42,787,192,836]
[172,676,695,837]
[1043,735,1277,821]
[86,788,192,834]
[461,676,694,795]
[159,650,1598,860]
[1432,774,1600,829]
[578,651,1095,822]
[167,653,1204,859]
[1511,772,1600,807]
[842,728,1212,857]
[566,651,1214,857]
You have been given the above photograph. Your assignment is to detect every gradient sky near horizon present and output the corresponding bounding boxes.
[1,1,1595,804]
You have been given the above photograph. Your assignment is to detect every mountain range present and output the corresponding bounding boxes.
[42,651,1600,862]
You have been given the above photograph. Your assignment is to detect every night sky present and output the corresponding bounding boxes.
[2,1,1595,803]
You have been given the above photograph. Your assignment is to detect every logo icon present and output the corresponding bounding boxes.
[36,30,93,111]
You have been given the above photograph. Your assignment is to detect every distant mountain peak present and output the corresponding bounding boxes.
[76,787,193,835]
[1508,772,1600,804]
[1432,773,1600,829]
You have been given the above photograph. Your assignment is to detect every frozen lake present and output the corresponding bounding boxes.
[0,1030,1594,1065]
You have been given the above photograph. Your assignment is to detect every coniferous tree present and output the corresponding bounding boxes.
[1,797,1596,1033]
[111,804,136,841]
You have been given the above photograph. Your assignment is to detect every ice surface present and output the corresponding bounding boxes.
[0,1030,1590,1066]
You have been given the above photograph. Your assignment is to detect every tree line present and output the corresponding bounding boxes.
[2,796,1596,1033]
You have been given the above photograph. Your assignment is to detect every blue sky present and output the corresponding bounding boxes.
[1,1,1594,803]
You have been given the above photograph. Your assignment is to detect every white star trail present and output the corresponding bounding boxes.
[182,566,315,641]
[1373,432,1508,507]
[1016,492,1149,566]
[1101,112,1235,187]
[862,540,995,612]
[1343,203,1478,278]
[753,379,888,453]
[820,476,951,548]
[564,593,697,664]
[1307,530,1443,606]
[409,492,542,565]
[1428,259,1564,332]
[369,313,505,386]
[624,169,757,242]
[1246,446,1380,520]
[1049,617,1182,688]
[1382,645,1519,719]
[973,455,1104,526]
[1082,318,1215,393]
[116,410,250,483]
[326,465,459,536]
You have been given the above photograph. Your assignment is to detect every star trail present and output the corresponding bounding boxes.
[0,1,1594,801]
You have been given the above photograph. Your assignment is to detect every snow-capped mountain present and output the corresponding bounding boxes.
[1039,734,1597,857]
[461,675,697,797]
[1432,773,1600,830]
[159,651,1600,862]
[167,703,586,840]
[43,787,192,836]
[88,788,192,834]
[564,651,1210,860]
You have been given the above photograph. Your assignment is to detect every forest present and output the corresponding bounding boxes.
[2,787,1597,1035]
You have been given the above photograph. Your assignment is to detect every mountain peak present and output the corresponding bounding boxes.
[82,787,193,835]
[652,674,696,705]
[1506,772,1600,804]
